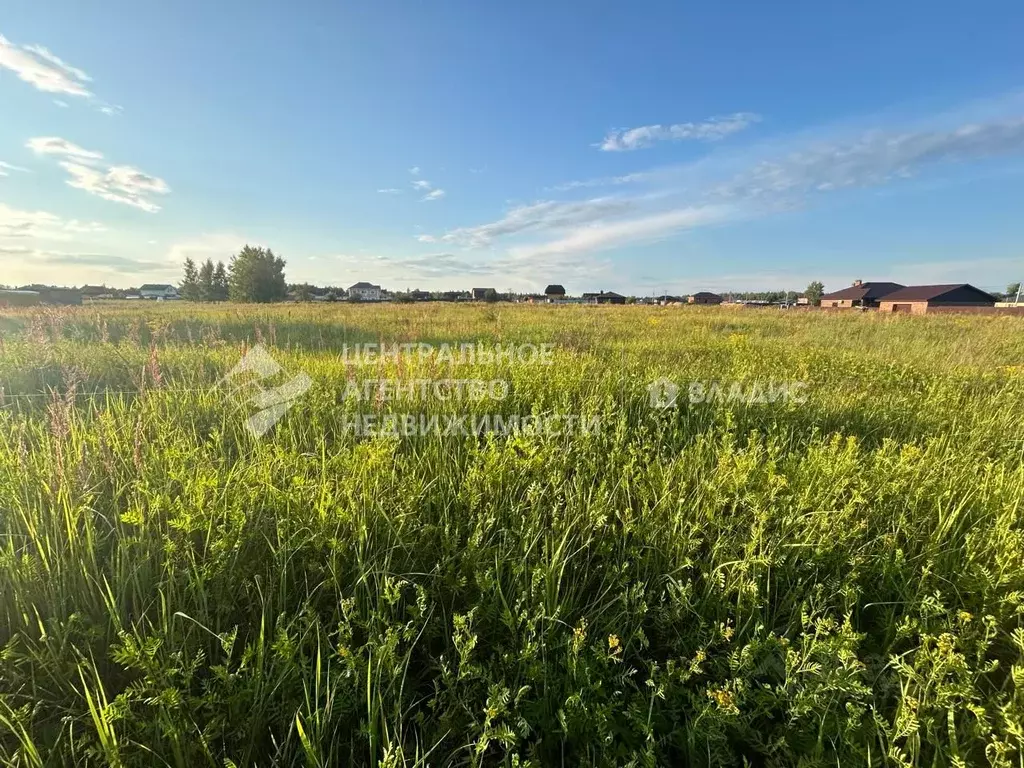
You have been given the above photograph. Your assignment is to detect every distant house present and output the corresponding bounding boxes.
[654,294,681,305]
[139,284,179,300]
[688,292,724,305]
[877,284,997,314]
[409,289,431,301]
[544,284,566,302]
[471,287,496,301]
[80,285,112,298]
[349,282,382,301]
[820,280,904,308]
[582,291,626,305]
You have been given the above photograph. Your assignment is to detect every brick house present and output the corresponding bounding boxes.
[820,280,904,308]
[687,292,723,305]
[877,284,997,314]
[582,291,626,305]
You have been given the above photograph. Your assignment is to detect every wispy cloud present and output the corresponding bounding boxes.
[713,118,1024,200]
[377,188,402,194]
[60,162,170,213]
[427,108,1024,272]
[31,251,169,272]
[26,136,103,160]
[432,197,636,248]
[507,205,731,261]
[0,34,120,114]
[599,112,761,151]
[0,246,171,286]
[409,166,421,175]
[410,177,446,201]
[0,160,30,177]
[27,137,170,212]
[0,35,92,97]
[0,202,107,241]
[550,172,653,191]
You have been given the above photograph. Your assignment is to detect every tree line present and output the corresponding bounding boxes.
[180,245,287,303]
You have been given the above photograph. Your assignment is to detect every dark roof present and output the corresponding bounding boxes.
[349,282,380,290]
[690,291,722,299]
[544,284,565,295]
[582,290,624,298]
[880,284,998,303]
[820,282,904,301]
[139,284,174,291]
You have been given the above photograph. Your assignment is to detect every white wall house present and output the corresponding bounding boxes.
[139,284,180,300]
[348,282,382,301]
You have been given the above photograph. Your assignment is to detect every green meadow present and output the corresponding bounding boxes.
[1,302,1023,767]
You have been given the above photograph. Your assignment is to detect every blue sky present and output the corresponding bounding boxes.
[2,0,1023,294]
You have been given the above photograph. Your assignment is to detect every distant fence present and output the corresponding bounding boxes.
[925,305,1024,316]
[792,305,1024,316]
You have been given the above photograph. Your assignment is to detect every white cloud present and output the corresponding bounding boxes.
[54,99,69,108]
[550,172,653,191]
[409,166,421,175]
[377,188,402,194]
[409,177,445,201]
[599,112,760,151]
[0,247,173,286]
[60,162,170,212]
[0,35,92,97]
[99,104,123,117]
[435,197,637,247]
[0,160,30,176]
[508,205,730,260]
[27,136,170,212]
[0,202,107,241]
[416,234,437,243]
[714,118,1024,200]
[26,136,103,160]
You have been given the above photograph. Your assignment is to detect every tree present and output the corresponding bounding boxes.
[804,281,825,306]
[1007,282,1021,303]
[213,261,229,301]
[198,259,216,302]
[179,258,200,301]
[228,245,287,303]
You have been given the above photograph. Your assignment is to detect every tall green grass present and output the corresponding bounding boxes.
[1,303,1023,766]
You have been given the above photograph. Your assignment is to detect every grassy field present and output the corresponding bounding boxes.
[1,302,1024,767]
